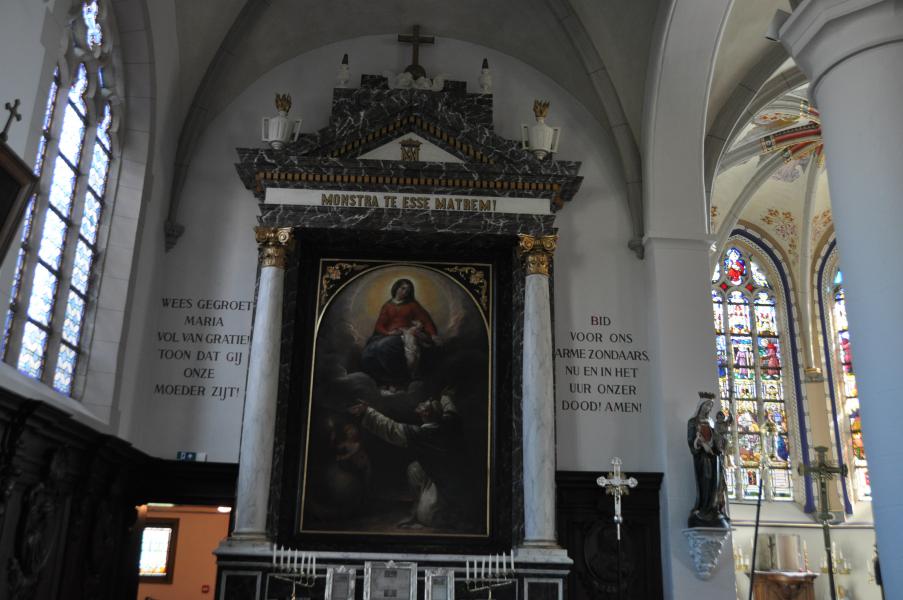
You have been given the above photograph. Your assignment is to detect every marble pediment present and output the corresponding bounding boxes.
[236,74,583,209]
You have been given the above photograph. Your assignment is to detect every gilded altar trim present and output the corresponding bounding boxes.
[443,265,490,312]
[318,262,369,311]
[255,226,294,268]
[517,233,557,276]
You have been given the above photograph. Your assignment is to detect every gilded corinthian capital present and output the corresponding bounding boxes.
[517,233,558,276]
[255,226,295,268]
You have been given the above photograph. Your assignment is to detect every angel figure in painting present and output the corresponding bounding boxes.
[361,278,440,388]
[687,392,731,528]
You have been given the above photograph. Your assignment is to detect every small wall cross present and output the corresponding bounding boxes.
[1,99,22,143]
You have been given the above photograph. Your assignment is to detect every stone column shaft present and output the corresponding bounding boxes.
[232,227,293,541]
[518,233,559,547]
[779,3,903,594]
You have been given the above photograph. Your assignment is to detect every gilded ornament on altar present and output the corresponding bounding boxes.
[444,266,490,311]
[318,262,368,311]
[399,138,422,161]
[517,233,557,276]
[532,100,550,119]
[255,226,294,268]
[275,93,292,113]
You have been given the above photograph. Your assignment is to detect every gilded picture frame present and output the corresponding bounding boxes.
[298,259,493,539]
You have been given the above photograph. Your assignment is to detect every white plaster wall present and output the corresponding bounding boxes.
[131,34,648,468]
[116,0,187,450]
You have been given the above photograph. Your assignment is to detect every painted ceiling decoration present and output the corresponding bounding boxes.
[711,82,837,276]
[723,93,824,184]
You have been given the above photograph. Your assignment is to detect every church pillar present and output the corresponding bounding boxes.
[779,2,903,592]
[645,236,737,597]
[517,233,559,547]
[231,227,294,541]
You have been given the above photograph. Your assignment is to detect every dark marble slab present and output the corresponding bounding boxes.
[259,205,555,240]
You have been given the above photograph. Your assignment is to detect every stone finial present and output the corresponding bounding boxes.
[479,58,492,94]
[337,54,351,88]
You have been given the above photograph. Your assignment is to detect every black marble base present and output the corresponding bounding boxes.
[215,553,569,600]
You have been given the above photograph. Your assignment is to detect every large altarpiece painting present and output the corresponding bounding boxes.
[273,237,515,551]
[301,259,492,537]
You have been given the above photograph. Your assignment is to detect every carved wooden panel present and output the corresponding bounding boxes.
[556,471,663,600]
[0,389,237,600]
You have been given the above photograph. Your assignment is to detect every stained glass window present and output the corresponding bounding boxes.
[712,245,794,501]
[83,0,103,49]
[831,270,869,499]
[3,2,119,397]
[2,67,60,358]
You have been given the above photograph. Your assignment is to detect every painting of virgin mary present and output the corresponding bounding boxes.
[300,261,492,537]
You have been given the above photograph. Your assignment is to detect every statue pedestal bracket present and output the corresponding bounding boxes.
[683,527,731,581]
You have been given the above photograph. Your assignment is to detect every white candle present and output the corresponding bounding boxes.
[273,543,277,566]
[482,557,486,579]
[313,554,317,575]
[278,545,283,570]
[466,559,470,581]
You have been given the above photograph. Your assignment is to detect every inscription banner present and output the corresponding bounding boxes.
[266,188,551,215]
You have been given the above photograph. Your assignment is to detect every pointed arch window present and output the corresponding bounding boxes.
[2,0,119,397]
[712,245,794,501]
[830,270,869,499]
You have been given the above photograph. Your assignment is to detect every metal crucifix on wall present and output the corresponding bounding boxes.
[596,456,637,541]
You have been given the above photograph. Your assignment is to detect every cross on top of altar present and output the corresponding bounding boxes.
[397,24,435,79]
